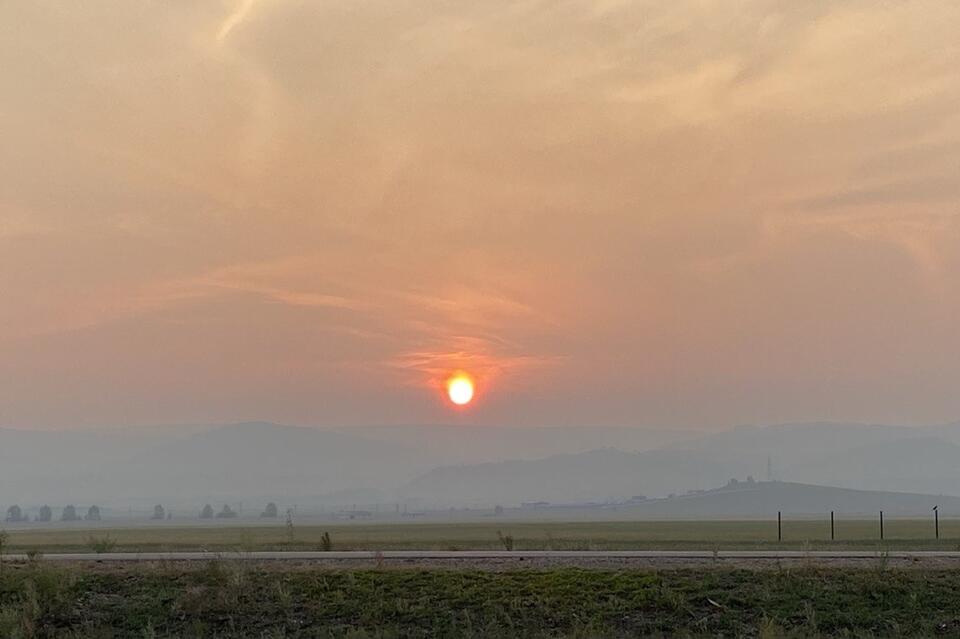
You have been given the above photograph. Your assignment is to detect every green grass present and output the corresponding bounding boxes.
[2,520,958,553]
[1,561,960,637]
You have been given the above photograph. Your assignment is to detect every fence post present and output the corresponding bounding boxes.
[880,511,884,541]
[831,511,835,541]
[778,511,782,542]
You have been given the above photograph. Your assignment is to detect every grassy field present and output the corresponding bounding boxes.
[2,519,958,553]
[2,560,960,637]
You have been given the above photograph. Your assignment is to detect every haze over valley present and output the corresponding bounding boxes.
[4,420,960,516]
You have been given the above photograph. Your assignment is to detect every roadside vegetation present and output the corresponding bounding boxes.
[1,561,960,637]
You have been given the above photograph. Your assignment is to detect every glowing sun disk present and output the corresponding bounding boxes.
[447,375,475,406]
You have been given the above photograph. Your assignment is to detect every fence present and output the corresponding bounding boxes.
[772,509,945,542]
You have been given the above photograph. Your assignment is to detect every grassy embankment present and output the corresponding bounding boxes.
[1,560,960,637]
[2,520,957,553]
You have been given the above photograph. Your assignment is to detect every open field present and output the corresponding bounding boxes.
[3,560,960,637]
[3,519,959,553]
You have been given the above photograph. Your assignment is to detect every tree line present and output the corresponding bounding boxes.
[4,504,101,522]
[5,502,284,522]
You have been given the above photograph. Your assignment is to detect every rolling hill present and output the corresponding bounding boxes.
[4,420,960,510]
[616,480,960,517]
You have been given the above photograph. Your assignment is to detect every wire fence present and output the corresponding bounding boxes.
[767,510,948,542]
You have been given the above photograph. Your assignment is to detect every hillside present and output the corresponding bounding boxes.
[347,424,701,463]
[783,437,960,495]
[620,481,960,517]
[402,447,754,506]
[4,420,960,510]
[403,422,960,507]
[0,422,429,507]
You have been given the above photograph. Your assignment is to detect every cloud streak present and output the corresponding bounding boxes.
[1,0,959,428]
[217,0,259,43]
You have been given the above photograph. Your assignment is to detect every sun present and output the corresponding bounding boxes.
[446,374,475,406]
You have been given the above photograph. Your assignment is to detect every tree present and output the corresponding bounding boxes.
[61,505,78,521]
[5,505,25,522]
[151,505,166,520]
[216,504,237,519]
[200,504,214,519]
[85,505,101,521]
[260,502,278,518]
[37,505,52,522]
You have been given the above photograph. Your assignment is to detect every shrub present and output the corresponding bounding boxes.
[0,530,8,570]
[261,502,278,518]
[86,534,117,553]
[5,505,26,523]
[216,505,237,519]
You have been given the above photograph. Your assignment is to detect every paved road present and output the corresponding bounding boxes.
[6,550,960,561]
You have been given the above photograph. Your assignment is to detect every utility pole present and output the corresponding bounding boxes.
[831,511,835,541]
[934,506,940,540]
[777,511,782,542]
[879,511,884,541]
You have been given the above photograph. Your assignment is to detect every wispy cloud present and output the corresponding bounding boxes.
[217,0,259,43]
[3,0,960,427]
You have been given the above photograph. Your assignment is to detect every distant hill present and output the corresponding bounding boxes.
[665,422,960,495]
[347,424,702,463]
[0,422,429,507]
[783,437,960,495]
[663,422,918,467]
[403,422,960,506]
[619,481,960,517]
[402,447,753,506]
[4,420,960,511]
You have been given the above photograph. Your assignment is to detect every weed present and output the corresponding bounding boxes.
[497,530,515,551]
[802,600,819,634]
[201,556,228,585]
[285,509,295,545]
[85,534,117,553]
[0,604,18,638]
[273,580,293,610]
[320,531,332,551]
[0,530,7,574]
[876,550,890,573]
[2,565,960,636]
[758,615,785,639]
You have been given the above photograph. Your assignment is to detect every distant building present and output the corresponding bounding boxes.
[521,501,550,509]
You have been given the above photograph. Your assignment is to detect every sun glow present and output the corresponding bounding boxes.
[446,374,475,406]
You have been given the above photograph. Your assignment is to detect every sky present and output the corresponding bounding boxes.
[0,0,958,430]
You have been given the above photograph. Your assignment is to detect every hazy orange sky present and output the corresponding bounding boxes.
[1,1,958,429]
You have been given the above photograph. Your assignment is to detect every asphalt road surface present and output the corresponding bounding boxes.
[7,550,960,562]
